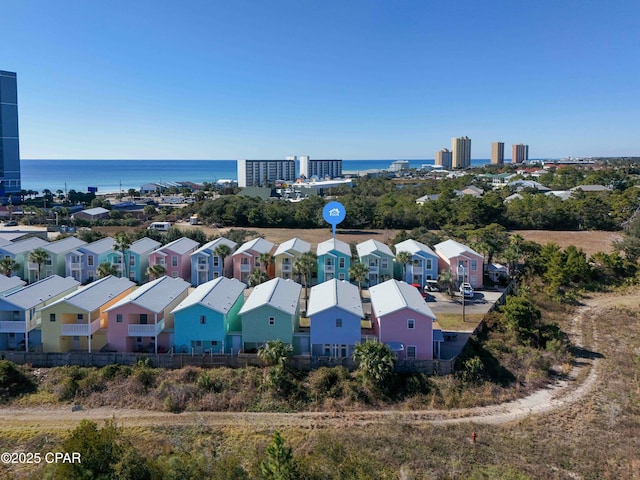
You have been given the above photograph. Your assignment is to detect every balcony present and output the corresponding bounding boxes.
[61,319,102,336]
[239,264,251,272]
[128,318,165,337]
[197,264,209,271]
[324,264,335,273]
[0,321,26,334]
[368,265,379,273]
[411,265,423,274]
[281,264,292,272]
[69,262,81,270]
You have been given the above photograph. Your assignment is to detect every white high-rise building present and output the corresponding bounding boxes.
[299,155,342,179]
[237,158,296,188]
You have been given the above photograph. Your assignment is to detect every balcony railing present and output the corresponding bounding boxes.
[61,319,102,336]
[368,265,379,273]
[0,321,26,333]
[281,264,292,272]
[69,262,81,270]
[197,264,209,271]
[239,264,251,272]
[324,264,335,273]
[128,318,165,337]
[411,265,423,274]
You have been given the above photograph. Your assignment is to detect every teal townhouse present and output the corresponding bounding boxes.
[355,239,395,287]
[103,237,161,283]
[0,237,50,282]
[316,238,351,283]
[172,276,246,354]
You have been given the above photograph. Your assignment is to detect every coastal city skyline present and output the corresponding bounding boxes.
[2,1,639,160]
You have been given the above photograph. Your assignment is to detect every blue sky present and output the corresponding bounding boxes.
[3,0,639,160]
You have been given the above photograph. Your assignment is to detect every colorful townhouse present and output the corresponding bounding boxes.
[369,279,436,360]
[41,237,88,279]
[190,237,237,286]
[434,239,484,289]
[239,277,302,353]
[307,278,364,358]
[172,277,245,355]
[0,237,50,281]
[0,275,79,351]
[231,237,274,284]
[105,276,190,353]
[394,239,439,287]
[356,239,395,287]
[148,237,199,282]
[104,237,161,283]
[65,237,116,283]
[39,276,136,353]
[0,274,26,296]
[273,237,311,280]
[316,238,351,283]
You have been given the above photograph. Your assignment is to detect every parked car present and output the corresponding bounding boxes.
[425,280,440,292]
[2,220,18,226]
[459,282,474,298]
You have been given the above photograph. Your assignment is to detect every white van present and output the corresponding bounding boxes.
[147,221,171,232]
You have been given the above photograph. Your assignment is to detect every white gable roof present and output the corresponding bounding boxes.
[434,239,482,259]
[239,277,301,316]
[356,239,393,258]
[233,237,274,256]
[369,279,435,319]
[394,239,436,257]
[273,238,311,257]
[44,237,87,255]
[45,276,135,311]
[2,275,80,310]
[83,237,116,255]
[172,277,245,315]
[317,238,351,257]
[191,237,237,257]
[154,237,199,256]
[306,279,363,317]
[129,237,162,255]
[106,276,190,313]
[0,237,50,255]
[0,274,26,294]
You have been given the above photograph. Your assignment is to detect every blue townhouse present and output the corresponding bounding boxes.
[190,237,237,286]
[394,239,439,287]
[65,237,116,283]
[316,238,351,283]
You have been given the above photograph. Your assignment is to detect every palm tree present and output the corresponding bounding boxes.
[28,248,50,281]
[257,339,293,367]
[349,261,369,296]
[146,263,166,280]
[294,251,317,306]
[214,243,233,278]
[248,268,269,287]
[0,257,20,277]
[259,252,274,278]
[395,251,413,281]
[353,340,396,392]
[113,232,132,279]
[438,270,455,297]
[97,262,119,279]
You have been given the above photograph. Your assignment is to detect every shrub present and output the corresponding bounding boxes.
[100,364,132,381]
[0,360,36,400]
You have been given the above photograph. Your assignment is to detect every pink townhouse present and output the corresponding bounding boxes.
[231,238,274,284]
[434,239,484,289]
[148,237,200,282]
[105,276,190,353]
[369,279,436,360]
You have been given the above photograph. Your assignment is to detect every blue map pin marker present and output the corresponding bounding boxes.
[322,201,346,239]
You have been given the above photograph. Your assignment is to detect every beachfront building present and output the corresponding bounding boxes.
[0,275,79,352]
[148,237,199,282]
[394,239,439,287]
[237,158,296,188]
[452,136,471,169]
[39,276,135,353]
[355,239,394,287]
[307,279,363,358]
[0,237,50,282]
[231,237,274,284]
[434,239,484,289]
[0,70,22,198]
[105,276,190,353]
[273,238,311,280]
[369,279,436,360]
[103,237,161,283]
[65,237,116,283]
[40,237,88,279]
[172,277,245,355]
[298,156,342,179]
[239,277,302,353]
[316,238,351,283]
[190,237,237,286]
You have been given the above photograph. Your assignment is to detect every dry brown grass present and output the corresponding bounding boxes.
[514,229,622,256]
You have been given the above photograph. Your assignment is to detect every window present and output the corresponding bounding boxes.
[323,344,331,356]
[171,271,178,278]
[425,259,432,270]
[129,255,136,266]
[45,258,52,266]
[77,314,84,321]
[87,255,94,266]
[339,258,345,269]
[381,259,388,269]
[269,316,275,325]
[116,314,123,323]
[458,260,465,268]
[49,313,56,322]
[241,257,249,265]
[140,314,148,324]
[171,256,178,267]
[407,346,417,359]
[213,257,220,267]
[200,315,206,325]
[338,273,345,281]
[336,318,342,328]
[471,260,478,271]
[255,256,261,267]
[407,319,415,329]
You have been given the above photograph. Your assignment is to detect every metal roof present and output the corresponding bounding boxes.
[434,239,482,259]
[239,277,301,316]
[306,279,363,317]
[45,276,135,312]
[0,275,80,310]
[233,237,274,256]
[191,237,237,257]
[105,276,190,313]
[129,237,162,255]
[316,238,351,257]
[369,279,436,319]
[172,277,246,315]
[394,239,436,257]
[0,274,26,294]
[83,237,116,255]
[44,237,87,255]
[153,237,199,256]
[0,237,49,255]
[77,207,109,216]
[273,238,311,257]
[356,239,393,258]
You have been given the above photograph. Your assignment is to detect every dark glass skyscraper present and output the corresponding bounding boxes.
[0,70,22,197]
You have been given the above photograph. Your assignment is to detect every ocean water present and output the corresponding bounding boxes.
[20,159,491,194]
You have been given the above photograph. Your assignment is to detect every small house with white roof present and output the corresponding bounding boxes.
[273,238,311,280]
[316,238,351,283]
[356,239,394,287]
[434,239,484,288]
[65,237,116,283]
[190,237,237,286]
[231,237,274,284]
[394,239,439,287]
[42,237,88,279]
[0,237,50,281]
[148,236,200,282]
